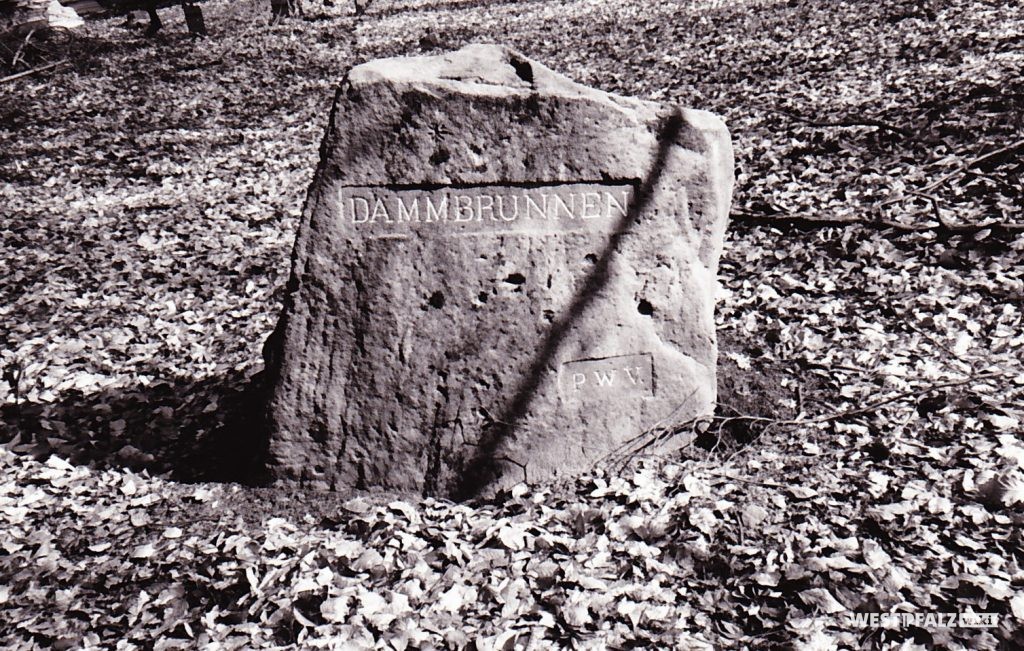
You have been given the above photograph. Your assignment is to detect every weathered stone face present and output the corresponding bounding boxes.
[263,44,733,499]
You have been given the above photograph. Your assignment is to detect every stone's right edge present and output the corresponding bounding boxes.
[505,107,735,493]
[680,107,734,279]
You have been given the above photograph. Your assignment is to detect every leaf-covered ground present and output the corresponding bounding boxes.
[1,0,1023,648]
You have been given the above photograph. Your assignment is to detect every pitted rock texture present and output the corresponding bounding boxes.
[263,44,733,499]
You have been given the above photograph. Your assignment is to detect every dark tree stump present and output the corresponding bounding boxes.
[143,6,160,35]
[270,0,302,23]
[182,1,205,35]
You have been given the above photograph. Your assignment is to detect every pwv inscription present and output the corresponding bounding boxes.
[334,182,634,237]
[559,353,655,400]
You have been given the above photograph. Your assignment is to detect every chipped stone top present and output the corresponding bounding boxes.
[348,43,646,112]
[328,44,732,192]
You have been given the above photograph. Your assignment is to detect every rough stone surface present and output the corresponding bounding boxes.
[263,44,733,499]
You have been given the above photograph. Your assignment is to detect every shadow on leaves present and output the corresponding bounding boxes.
[0,367,271,485]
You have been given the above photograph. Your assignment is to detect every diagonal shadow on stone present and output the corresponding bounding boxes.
[454,109,685,500]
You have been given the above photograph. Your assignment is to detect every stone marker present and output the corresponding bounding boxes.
[263,44,733,499]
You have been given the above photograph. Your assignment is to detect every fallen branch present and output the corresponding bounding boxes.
[725,371,1000,429]
[708,471,787,489]
[895,189,1023,236]
[731,209,1024,236]
[906,189,947,227]
[919,138,1024,194]
[11,28,36,70]
[768,106,911,138]
[603,371,1004,469]
[730,209,927,232]
[0,58,68,84]
[801,371,1000,425]
[877,138,1024,208]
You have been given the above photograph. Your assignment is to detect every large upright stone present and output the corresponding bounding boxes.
[263,44,733,499]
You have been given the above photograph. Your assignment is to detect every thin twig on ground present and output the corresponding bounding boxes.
[731,209,1024,236]
[919,138,1024,194]
[808,371,999,424]
[730,371,1000,429]
[708,471,787,489]
[11,28,36,69]
[606,371,1004,469]
[731,210,929,232]
[876,138,1024,208]
[768,105,911,138]
[0,59,68,84]
[906,189,946,226]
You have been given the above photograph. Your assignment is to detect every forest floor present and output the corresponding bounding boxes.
[1,0,1023,648]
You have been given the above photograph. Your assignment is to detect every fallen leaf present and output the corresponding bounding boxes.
[799,588,847,614]
[1010,593,1024,620]
[740,504,769,528]
[689,507,718,535]
[789,486,818,500]
[861,539,891,570]
[496,523,528,551]
[131,544,156,559]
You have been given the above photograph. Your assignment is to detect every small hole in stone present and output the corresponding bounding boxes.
[311,426,329,444]
[584,253,597,264]
[429,291,445,309]
[505,273,526,285]
[510,57,534,84]
[429,148,450,165]
[478,292,488,303]
[638,299,654,316]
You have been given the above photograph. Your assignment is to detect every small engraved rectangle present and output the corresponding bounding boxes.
[559,353,654,400]
[334,182,634,238]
